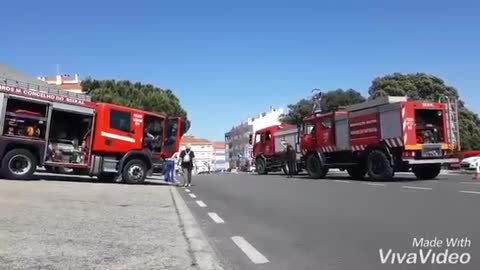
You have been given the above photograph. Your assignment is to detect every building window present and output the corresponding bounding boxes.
[110,110,131,133]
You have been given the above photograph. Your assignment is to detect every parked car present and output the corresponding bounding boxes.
[448,151,480,170]
[460,155,480,170]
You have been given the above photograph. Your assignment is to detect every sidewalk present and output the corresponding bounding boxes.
[0,179,222,270]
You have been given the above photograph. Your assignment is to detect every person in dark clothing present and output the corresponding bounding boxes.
[143,128,155,151]
[285,143,297,178]
[179,144,195,187]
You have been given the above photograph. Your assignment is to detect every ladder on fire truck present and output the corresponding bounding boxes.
[0,75,92,102]
[439,95,461,151]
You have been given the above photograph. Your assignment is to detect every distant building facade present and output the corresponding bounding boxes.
[180,135,214,174]
[38,74,83,93]
[212,141,226,171]
[225,107,284,169]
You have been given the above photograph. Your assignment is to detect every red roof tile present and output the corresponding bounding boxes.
[58,83,82,91]
[212,141,225,149]
[181,136,211,145]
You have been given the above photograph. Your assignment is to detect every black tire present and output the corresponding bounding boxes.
[306,154,328,179]
[122,159,147,184]
[412,164,441,180]
[366,150,394,181]
[256,158,268,175]
[347,166,366,179]
[1,149,37,180]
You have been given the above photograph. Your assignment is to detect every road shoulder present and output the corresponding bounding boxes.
[171,187,224,270]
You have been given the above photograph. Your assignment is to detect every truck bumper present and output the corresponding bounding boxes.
[404,158,459,164]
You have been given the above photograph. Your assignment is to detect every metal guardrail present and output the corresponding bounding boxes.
[0,76,91,101]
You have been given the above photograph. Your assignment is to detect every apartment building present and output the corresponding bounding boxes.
[213,141,226,172]
[180,135,214,174]
[225,106,284,169]
[38,74,83,93]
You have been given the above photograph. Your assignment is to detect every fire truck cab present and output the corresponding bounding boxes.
[0,80,182,183]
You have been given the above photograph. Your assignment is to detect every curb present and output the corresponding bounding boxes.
[170,187,224,270]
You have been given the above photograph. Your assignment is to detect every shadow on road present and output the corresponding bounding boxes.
[1,173,171,186]
[261,172,443,183]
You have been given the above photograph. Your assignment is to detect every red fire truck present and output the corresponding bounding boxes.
[253,96,460,181]
[0,80,183,183]
[251,124,300,174]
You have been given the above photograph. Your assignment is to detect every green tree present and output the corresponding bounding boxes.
[369,73,480,150]
[81,78,190,135]
[280,89,365,126]
[321,89,366,112]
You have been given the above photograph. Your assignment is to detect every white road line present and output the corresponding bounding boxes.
[196,200,207,207]
[459,190,480,195]
[189,193,197,198]
[365,182,386,186]
[334,180,351,183]
[208,212,225,224]
[231,236,269,264]
[185,189,191,192]
[402,186,433,191]
[461,182,480,185]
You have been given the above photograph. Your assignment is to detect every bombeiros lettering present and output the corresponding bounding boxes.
[0,85,86,106]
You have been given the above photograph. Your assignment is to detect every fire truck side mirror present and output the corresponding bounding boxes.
[248,134,253,145]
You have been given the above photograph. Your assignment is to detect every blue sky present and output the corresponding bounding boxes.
[2,0,480,141]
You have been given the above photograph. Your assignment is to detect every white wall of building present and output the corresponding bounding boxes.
[180,144,215,174]
[225,106,284,166]
[248,107,284,134]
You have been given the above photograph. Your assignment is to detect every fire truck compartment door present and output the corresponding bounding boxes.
[52,103,94,115]
[162,117,182,156]
[335,119,350,150]
[380,109,401,139]
[274,128,298,153]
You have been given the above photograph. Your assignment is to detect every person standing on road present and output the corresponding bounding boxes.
[286,143,296,178]
[179,145,195,187]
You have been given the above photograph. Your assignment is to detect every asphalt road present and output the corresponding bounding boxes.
[179,171,480,270]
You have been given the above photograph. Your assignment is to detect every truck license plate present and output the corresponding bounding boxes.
[421,145,442,158]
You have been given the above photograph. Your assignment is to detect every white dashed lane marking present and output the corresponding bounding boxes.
[334,180,350,183]
[459,190,480,195]
[185,189,191,192]
[189,193,197,198]
[208,212,225,224]
[196,200,207,207]
[365,183,386,186]
[231,236,269,264]
[402,186,433,191]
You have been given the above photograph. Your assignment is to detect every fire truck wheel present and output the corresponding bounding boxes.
[306,154,328,179]
[366,150,394,181]
[122,159,147,184]
[256,158,268,175]
[347,166,366,179]
[412,164,441,180]
[1,149,37,180]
